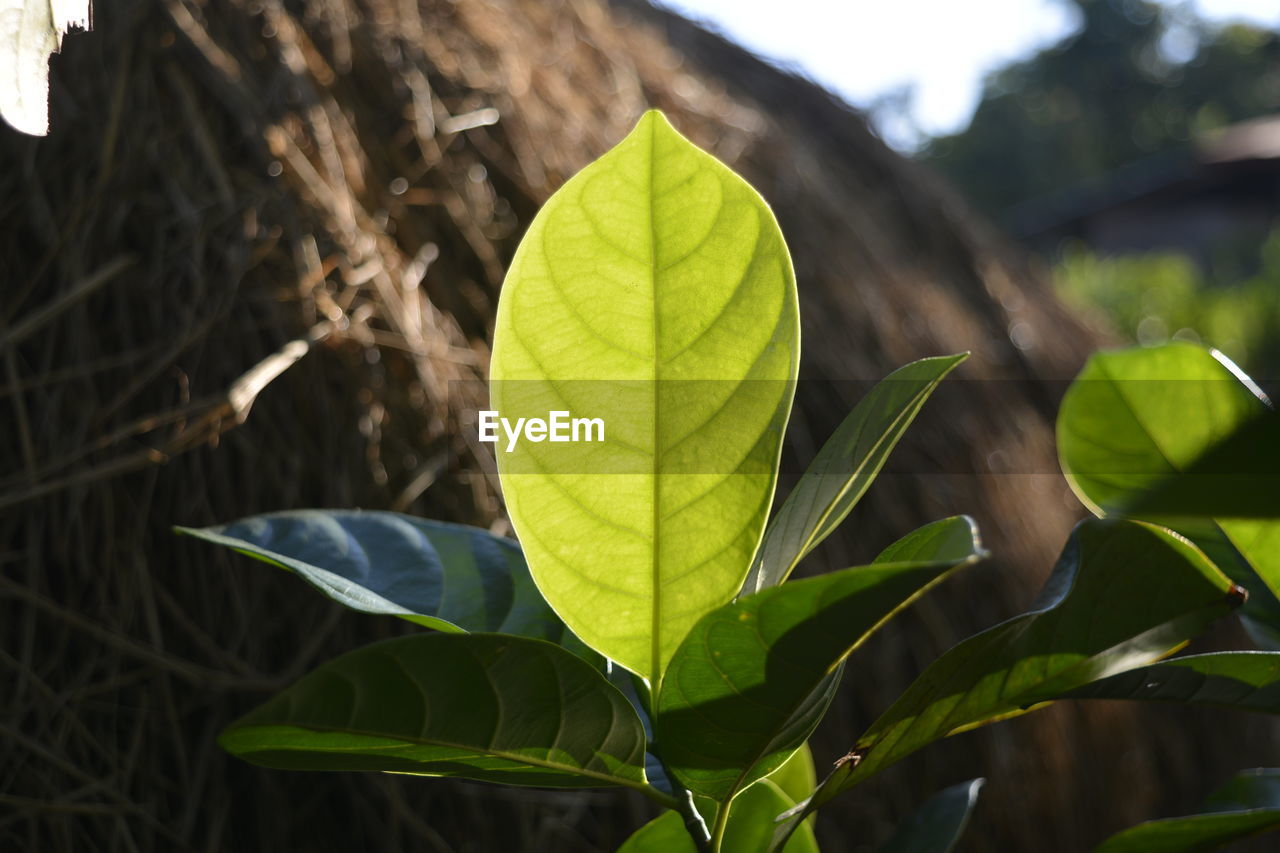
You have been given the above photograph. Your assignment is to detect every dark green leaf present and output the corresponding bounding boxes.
[1095,769,1280,852]
[877,778,984,853]
[220,633,650,792]
[1056,342,1280,646]
[177,510,580,647]
[657,517,985,802]
[1066,652,1280,713]
[770,519,1240,850]
[743,354,967,594]
[1127,416,1280,519]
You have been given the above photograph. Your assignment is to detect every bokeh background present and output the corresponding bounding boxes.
[1,1,1277,850]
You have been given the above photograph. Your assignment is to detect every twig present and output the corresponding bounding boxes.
[0,255,135,349]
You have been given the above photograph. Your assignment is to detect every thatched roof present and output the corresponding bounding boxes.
[3,1,1272,850]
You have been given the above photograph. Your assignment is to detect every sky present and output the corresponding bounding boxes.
[660,0,1280,150]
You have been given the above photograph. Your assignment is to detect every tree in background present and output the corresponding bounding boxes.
[917,0,1280,376]
[921,0,1280,222]
[1055,237,1280,377]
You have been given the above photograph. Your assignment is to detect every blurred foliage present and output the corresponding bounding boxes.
[921,0,1280,219]
[1054,231,1280,377]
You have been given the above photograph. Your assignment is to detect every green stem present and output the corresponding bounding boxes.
[708,799,731,852]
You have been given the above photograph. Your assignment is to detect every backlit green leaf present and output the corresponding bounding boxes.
[721,780,820,853]
[616,779,818,853]
[656,517,985,802]
[177,511,584,652]
[490,110,799,682]
[1095,769,1280,852]
[766,742,816,808]
[220,633,650,792]
[743,354,967,594]
[1066,651,1280,713]
[770,519,1240,850]
[1057,342,1280,645]
[877,778,984,853]
[616,811,692,853]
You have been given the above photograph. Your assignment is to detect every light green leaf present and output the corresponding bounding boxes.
[1057,342,1280,644]
[656,517,986,802]
[1066,651,1280,713]
[766,742,816,808]
[176,511,585,650]
[770,519,1241,851]
[490,110,799,682]
[877,778,984,853]
[870,515,985,565]
[616,779,818,853]
[743,354,968,594]
[1095,769,1280,852]
[722,780,819,853]
[220,633,652,793]
[616,811,692,853]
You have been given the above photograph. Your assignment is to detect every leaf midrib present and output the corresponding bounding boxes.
[648,115,663,684]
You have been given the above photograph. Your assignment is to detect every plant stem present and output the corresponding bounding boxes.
[708,800,731,852]
[648,739,712,852]
[675,790,713,853]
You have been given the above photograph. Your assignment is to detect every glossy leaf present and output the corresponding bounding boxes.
[177,511,582,646]
[656,517,986,801]
[490,110,799,682]
[1095,769,1280,852]
[1067,651,1280,713]
[1057,343,1280,642]
[617,779,818,853]
[878,778,984,853]
[743,354,967,594]
[771,519,1241,850]
[220,633,650,792]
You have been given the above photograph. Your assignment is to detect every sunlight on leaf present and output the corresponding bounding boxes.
[490,110,799,683]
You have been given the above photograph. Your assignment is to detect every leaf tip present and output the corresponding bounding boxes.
[637,108,673,130]
[630,108,687,152]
